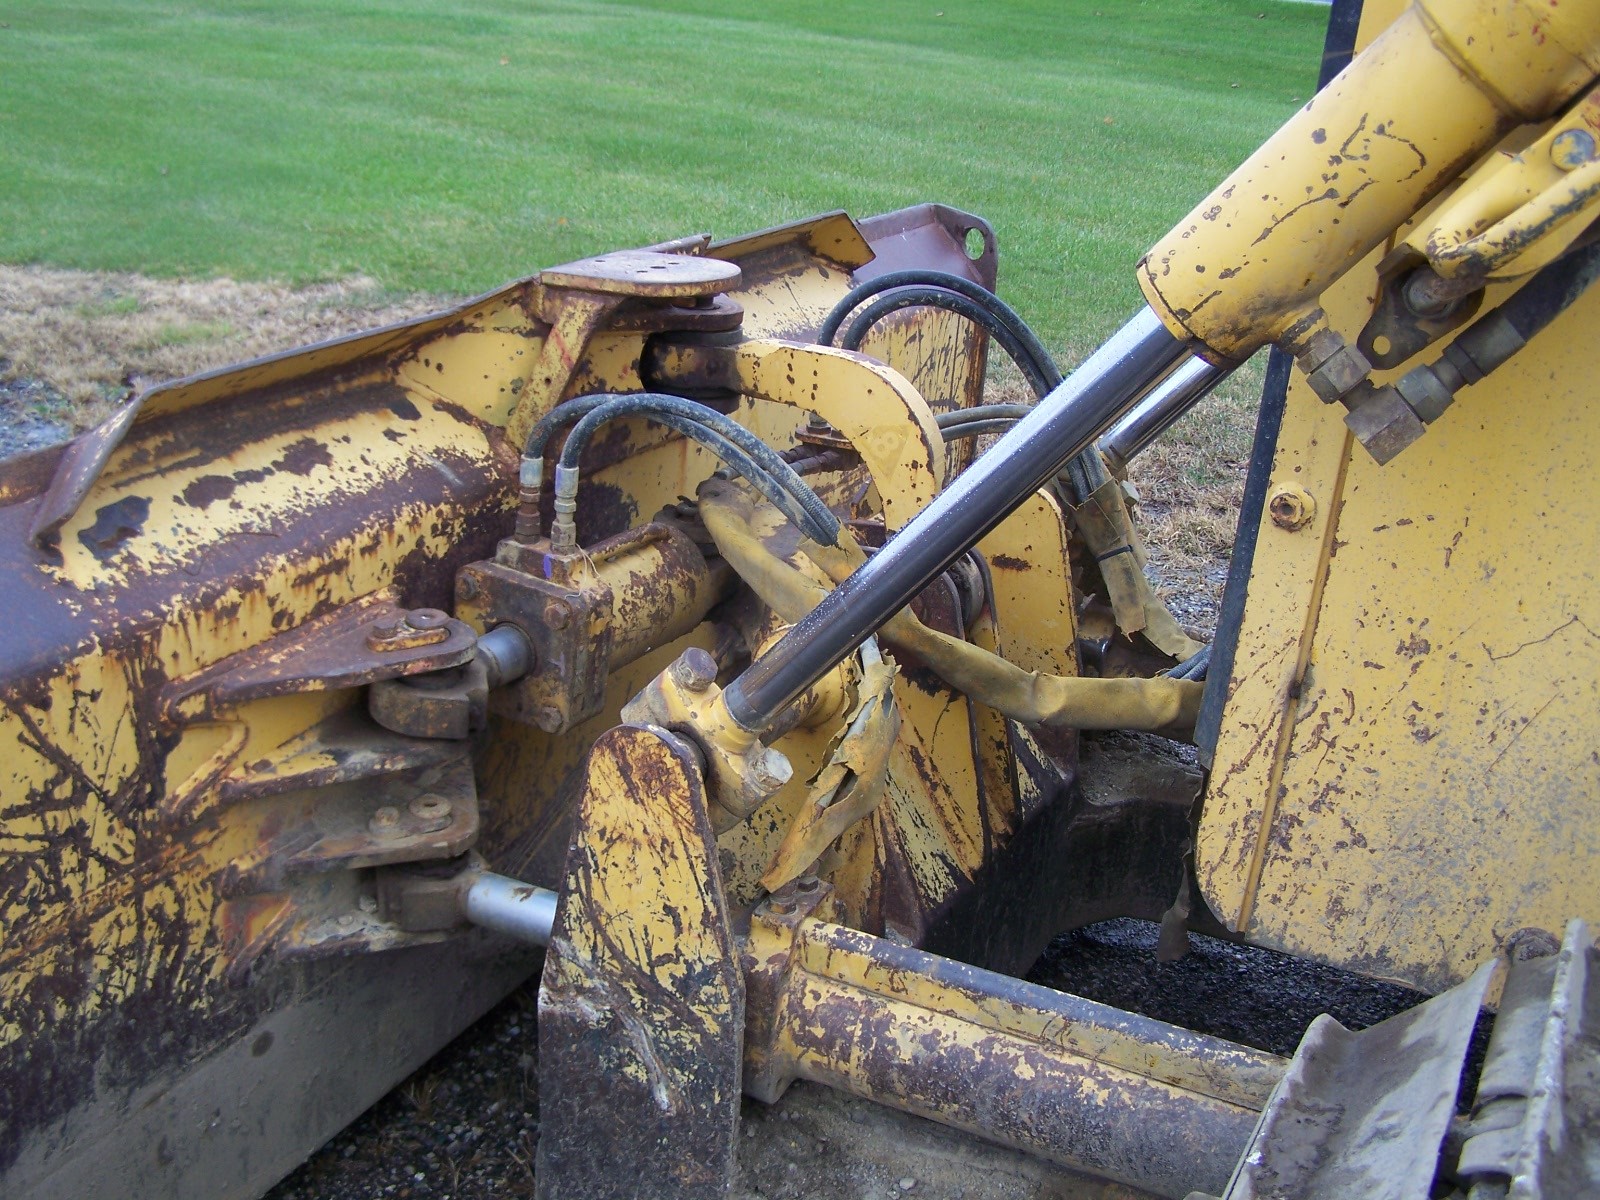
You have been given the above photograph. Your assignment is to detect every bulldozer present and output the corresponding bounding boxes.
[3,0,1598,1195]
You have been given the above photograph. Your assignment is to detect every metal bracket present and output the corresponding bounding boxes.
[535,724,744,1199]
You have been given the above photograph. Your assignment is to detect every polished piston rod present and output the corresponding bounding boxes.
[722,305,1192,731]
[1097,355,1232,475]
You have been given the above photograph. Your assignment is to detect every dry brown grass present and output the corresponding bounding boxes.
[0,265,440,432]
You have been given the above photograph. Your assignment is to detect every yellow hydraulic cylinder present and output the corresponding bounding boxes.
[1138,0,1600,361]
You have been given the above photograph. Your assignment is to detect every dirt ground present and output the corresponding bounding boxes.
[3,269,1364,1200]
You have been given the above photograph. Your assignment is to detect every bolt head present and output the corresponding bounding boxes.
[368,805,402,836]
[533,705,564,733]
[543,600,571,630]
[456,574,480,601]
[1268,486,1316,532]
[752,750,793,792]
[1551,128,1596,171]
[669,647,718,693]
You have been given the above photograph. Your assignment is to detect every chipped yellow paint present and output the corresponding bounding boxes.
[654,336,946,529]
[1201,0,1600,994]
[1140,0,1600,361]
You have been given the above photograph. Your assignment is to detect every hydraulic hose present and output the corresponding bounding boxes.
[822,274,1111,503]
[839,289,1055,399]
[550,393,840,550]
[935,403,1035,428]
[818,270,1061,389]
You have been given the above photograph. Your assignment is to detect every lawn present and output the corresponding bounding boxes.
[0,0,1325,354]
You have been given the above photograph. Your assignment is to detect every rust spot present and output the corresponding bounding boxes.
[988,553,1031,571]
[1396,633,1431,658]
[272,437,335,476]
[182,474,241,508]
[77,495,150,559]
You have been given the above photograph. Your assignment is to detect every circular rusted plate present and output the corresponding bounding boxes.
[540,250,741,297]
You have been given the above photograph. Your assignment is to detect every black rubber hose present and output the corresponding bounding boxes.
[838,289,1055,399]
[820,272,1107,502]
[819,270,1062,389]
[1495,237,1600,342]
[935,403,1034,428]
[522,394,613,462]
[937,420,1025,441]
[556,393,840,545]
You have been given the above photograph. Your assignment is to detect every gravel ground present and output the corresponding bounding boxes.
[0,374,75,460]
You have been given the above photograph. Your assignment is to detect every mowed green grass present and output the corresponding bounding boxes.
[0,1,1324,352]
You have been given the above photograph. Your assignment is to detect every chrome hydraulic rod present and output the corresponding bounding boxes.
[1098,355,1231,475]
[722,306,1188,732]
[462,872,558,946]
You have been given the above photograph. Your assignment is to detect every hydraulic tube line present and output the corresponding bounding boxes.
[722,305,1189,732]
[1098,356,1232,475]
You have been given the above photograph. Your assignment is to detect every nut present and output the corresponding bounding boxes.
[1345,387,1427,465]
[669,647,718,693]
[408,608,450,630]
[368,805,403,837]
[752,750,793,792]
[456,574,480,601]
[533,705,565,733]
[408,794,453,828]
[1268,485,1316,532]
[1304,342,1372,404]
[542,600,571,630]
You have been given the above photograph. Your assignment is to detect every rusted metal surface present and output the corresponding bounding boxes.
[26,388,145,548]
[744,890,1283,1200]
[162,595,477,725]
[368,659,490,739]
[0,204,1001,1199]
[536,725,743,1199]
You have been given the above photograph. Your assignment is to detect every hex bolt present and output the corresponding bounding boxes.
[768,895,797,917]
[543,600,571,630]
[358,894,378,914]
[752,750,793,792]
[1551,128,1596,171]
[368,805,403,836]
[533,705,564,733]
[669,647,718,693]
[456,574,480,602]
[408,608,450,630]
[1268,485,1316,531]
